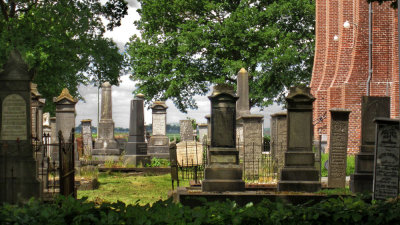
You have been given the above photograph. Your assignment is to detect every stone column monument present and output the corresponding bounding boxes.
[30,83,45,141]
[236,68,250,117]
[202,84,245,192]
[81,119,93,156]
[350,96,390,193]
[147,101,169,158]
[124,94,150,166]
[180,120,194,141]
[373,118,399,200]
[270,112,287,177]
[278,86,321,192]
[0,50,41,204]
[328,109,351,188]
[92,82,120,159]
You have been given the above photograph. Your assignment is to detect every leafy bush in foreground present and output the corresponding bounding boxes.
[1,195,400,224]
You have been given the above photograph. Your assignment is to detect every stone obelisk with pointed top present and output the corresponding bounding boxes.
[92,82,120,158]
[236,68,250,117]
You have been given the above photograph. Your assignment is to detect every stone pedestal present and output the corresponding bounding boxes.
[147,101,169,158]
[202,84,245,192]
[328,109,351,188]
[350,96,390,193]
[270,112,287,177]
[0,50,41,204]
[278,86,321,192]
[372,118,399,200]
[124,94,150,166]
[237,114,264,180]
[180,120,194,141]
[92,82,119,157]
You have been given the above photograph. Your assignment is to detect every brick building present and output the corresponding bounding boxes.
[311,0,399,154]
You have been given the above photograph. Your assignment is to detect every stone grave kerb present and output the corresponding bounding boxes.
[0,50,41,204]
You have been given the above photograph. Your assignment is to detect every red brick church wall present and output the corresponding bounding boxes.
[311,0,399,154]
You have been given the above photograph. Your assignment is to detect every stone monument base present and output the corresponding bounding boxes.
[125,142,147,155]
[148,136,170,159]
[202,166,245,192]
[123,155,151,167]
[350,151,374,193]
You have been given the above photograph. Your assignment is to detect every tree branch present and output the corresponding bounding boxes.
[0,0,9,21]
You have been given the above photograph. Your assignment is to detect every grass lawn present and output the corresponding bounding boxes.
[78,172,188,206]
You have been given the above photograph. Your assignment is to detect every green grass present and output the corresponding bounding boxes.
[316,187,353,195]
[321,153,355,177]
[78,172,188,206]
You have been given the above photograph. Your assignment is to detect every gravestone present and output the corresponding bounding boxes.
[176,141,203,167]
[202,84,245,192]
[50,117,57,160]
[124,94,150,166]
[54,88,78,164]
[92,82,120,159]
[237,114,264,180]
[328,109,351,188]
[270,112,287,177]
[350,96,390,193]
[198,123,208,143]
[30,83,45,143]
[236,68,250,118]
[205,114,211,147]
[278,86,321,192]
[81,119,93,156]
[180,120,194,141]
[0,50,41,204]
[147,101,169,158]
[373,118,399,200]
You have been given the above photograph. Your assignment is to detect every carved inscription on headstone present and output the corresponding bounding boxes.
[152,113,166,136]
[1,94,27,140]
[373,119,400,200]
[212,106,235,147]
[328,118,349,188]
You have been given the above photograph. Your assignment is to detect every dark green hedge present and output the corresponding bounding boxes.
[1,195,400,224]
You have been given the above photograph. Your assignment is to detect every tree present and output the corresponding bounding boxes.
[367,0,398,8]
[127,0,315,113]
[0,0,128,114]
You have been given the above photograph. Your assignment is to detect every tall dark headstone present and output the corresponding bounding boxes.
[328,109,351,188]
[202,84,245,192]
[350,96,390,193]
[124,94,150,166]
[373,118,399,200]
[147,101,169,158]
[278,86,321,192]
[270,112,287,177]
[92,82,120,159]
[0,50,41,204]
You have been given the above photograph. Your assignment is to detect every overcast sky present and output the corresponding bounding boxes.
[75,0,283,128]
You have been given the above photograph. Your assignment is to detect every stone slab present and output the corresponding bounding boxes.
[176,141,203,166]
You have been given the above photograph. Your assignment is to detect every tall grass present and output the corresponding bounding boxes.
[321,153,355,177]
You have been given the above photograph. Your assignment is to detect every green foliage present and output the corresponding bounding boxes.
[367,0,398,8]
[146,157,170,167]
[321,153,355,177]
[0,0,128,115]
[127,0,315,112]
[2,195,400,224]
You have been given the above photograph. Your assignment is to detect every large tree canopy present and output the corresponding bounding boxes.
[367,0,398,8]
[0,0,128,114]
[127,0,315,112]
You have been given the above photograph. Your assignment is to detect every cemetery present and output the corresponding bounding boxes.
[1,0,400,224]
